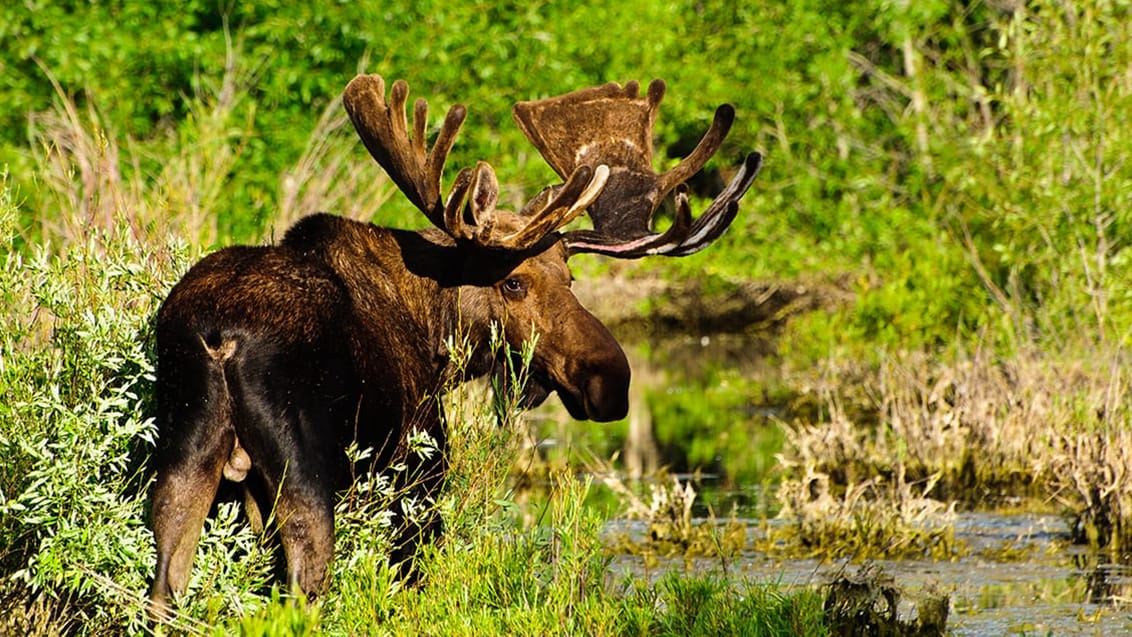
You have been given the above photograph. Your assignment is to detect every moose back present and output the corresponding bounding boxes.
[148,74,762,615]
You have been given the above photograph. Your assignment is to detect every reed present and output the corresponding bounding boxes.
[775,344,1132,557]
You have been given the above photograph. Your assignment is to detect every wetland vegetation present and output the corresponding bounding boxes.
[3,0,1132,633]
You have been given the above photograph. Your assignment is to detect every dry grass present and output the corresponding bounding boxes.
[776,344,1132,557]
[1045,427,1132,553]
[275,96,395,233]
[22,49,389,253]
[25,56,248,248]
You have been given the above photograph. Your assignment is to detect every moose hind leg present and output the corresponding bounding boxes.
[148,433,231,617]
[222,331,351,601]
[149,335,239,618]
[226,387,337,600]
[274,482,335,600]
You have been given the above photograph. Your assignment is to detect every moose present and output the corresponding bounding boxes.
[147,73,761,614]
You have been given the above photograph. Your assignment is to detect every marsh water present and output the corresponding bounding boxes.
[573,316,1132,635]
[604,505,1132,635]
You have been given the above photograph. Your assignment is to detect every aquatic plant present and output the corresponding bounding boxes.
[781,349,1053,502]
[601,473,747,565]
[773,461,960,561]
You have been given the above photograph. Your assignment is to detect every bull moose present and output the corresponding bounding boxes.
[148,73,761,615]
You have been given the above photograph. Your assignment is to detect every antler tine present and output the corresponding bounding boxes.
[442,161,500,244]
[514,77,760,260]
[499,165,609,250]
[655,104,735,195]
[343,74,467,229]
[667,151,762,255]
[564,152,762,258]
[442,166,475,240]
[412,96,428,160]
[444,164,610,251]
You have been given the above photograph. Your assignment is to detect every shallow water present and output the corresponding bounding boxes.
[605,511,1132,635]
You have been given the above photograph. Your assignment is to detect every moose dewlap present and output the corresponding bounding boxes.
[147,73,762,618]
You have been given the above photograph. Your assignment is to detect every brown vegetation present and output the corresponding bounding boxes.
[775,345,1132,558]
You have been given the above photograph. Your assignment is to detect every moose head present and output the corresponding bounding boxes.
[341,74,761,418]
[148,73,761,619]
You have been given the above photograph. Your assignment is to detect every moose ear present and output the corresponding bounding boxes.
[512,80,665,179]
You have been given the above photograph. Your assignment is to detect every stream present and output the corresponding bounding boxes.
[604,509,1132,635]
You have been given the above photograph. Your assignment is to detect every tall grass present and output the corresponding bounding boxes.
[21,42,394,252]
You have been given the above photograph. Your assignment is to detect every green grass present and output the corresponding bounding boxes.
[222,476,829,636]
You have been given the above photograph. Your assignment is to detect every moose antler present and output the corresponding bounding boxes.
[343,74,465,230]
[513,79,762,257]
[344,74,609,251]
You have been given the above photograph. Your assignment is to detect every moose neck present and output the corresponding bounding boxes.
[391,227,504,385]
[284,215,499,402]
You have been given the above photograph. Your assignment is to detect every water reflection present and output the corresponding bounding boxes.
[1079,554,1132,606]
[604,510,1132,635]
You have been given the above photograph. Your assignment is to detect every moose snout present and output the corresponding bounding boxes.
[581,347,631,422]
[584,374,629,421]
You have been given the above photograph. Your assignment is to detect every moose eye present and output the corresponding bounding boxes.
[501,277,527,298]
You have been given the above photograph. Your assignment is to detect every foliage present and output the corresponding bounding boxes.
[775,345,1132,557]
[601,474,749,566]
[0,178,178,633]
[6,0,1132,350]
[948,0,1132,348]
[823,565,949,637]
[773,464,962,561]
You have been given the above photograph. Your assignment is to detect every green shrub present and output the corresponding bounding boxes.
[0,177,183,632]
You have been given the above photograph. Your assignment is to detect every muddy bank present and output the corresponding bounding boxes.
[575,272,854,342]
